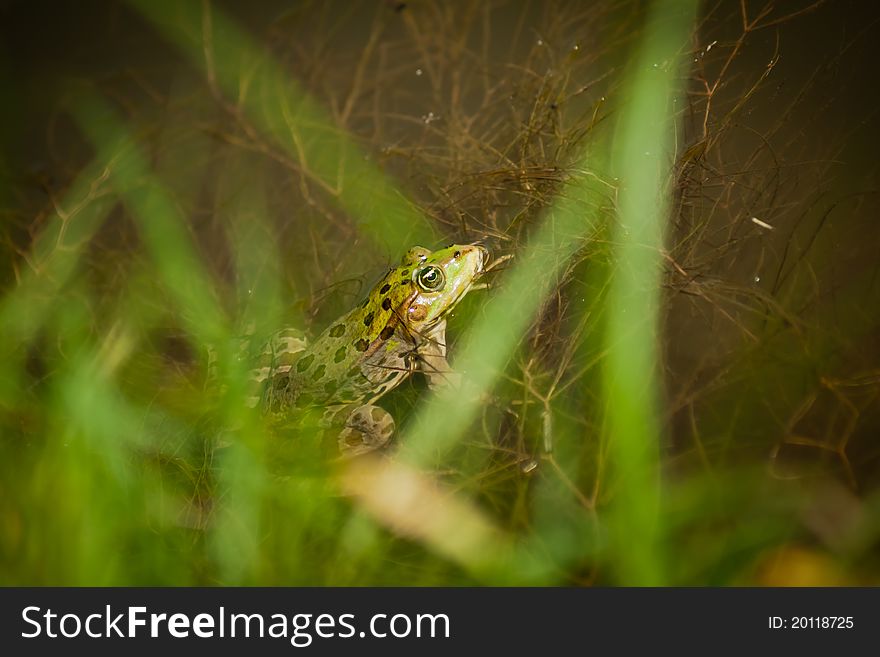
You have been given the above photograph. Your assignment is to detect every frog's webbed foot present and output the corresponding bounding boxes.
[330,404,395,457]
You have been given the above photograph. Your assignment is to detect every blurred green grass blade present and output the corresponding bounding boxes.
[209,441,264,584]
[603,0,697,586]
[58,323,167,495]
[14,291,176,585]
[0,160,115,402]
[218,156,289,334]
[126,0,433,255]
[69,92,228,346]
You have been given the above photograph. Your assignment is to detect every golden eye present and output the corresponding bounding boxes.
[416,265,445,291]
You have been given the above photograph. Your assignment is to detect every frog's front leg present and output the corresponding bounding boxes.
[417,320,462,390]
[324,403,395,456]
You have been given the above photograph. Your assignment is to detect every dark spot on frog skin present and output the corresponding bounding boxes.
[381,298,392,311]
[454,250,461,259]
[379,324,395,341]
[363,312,374,327]
[324,380,338,396]
[329,324,346,337]
[348,365,362,378]
[334,346,347,363]
[380,283,391,294]
[354,338,369,352]
[296,354,314,372]
[312,364,326,381]
[400,269,410,281]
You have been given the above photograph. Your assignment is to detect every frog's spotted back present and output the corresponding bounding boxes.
[253,243,488,455]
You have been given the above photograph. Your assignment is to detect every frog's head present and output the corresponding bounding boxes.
[354,244,488,349]
[397,243,488,333]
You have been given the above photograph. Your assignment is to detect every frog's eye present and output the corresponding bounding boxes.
[416,265,445,292]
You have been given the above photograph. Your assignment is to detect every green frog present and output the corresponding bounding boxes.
[248,243,489,456]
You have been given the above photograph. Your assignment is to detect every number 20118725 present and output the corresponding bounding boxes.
[768,616,853,630]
